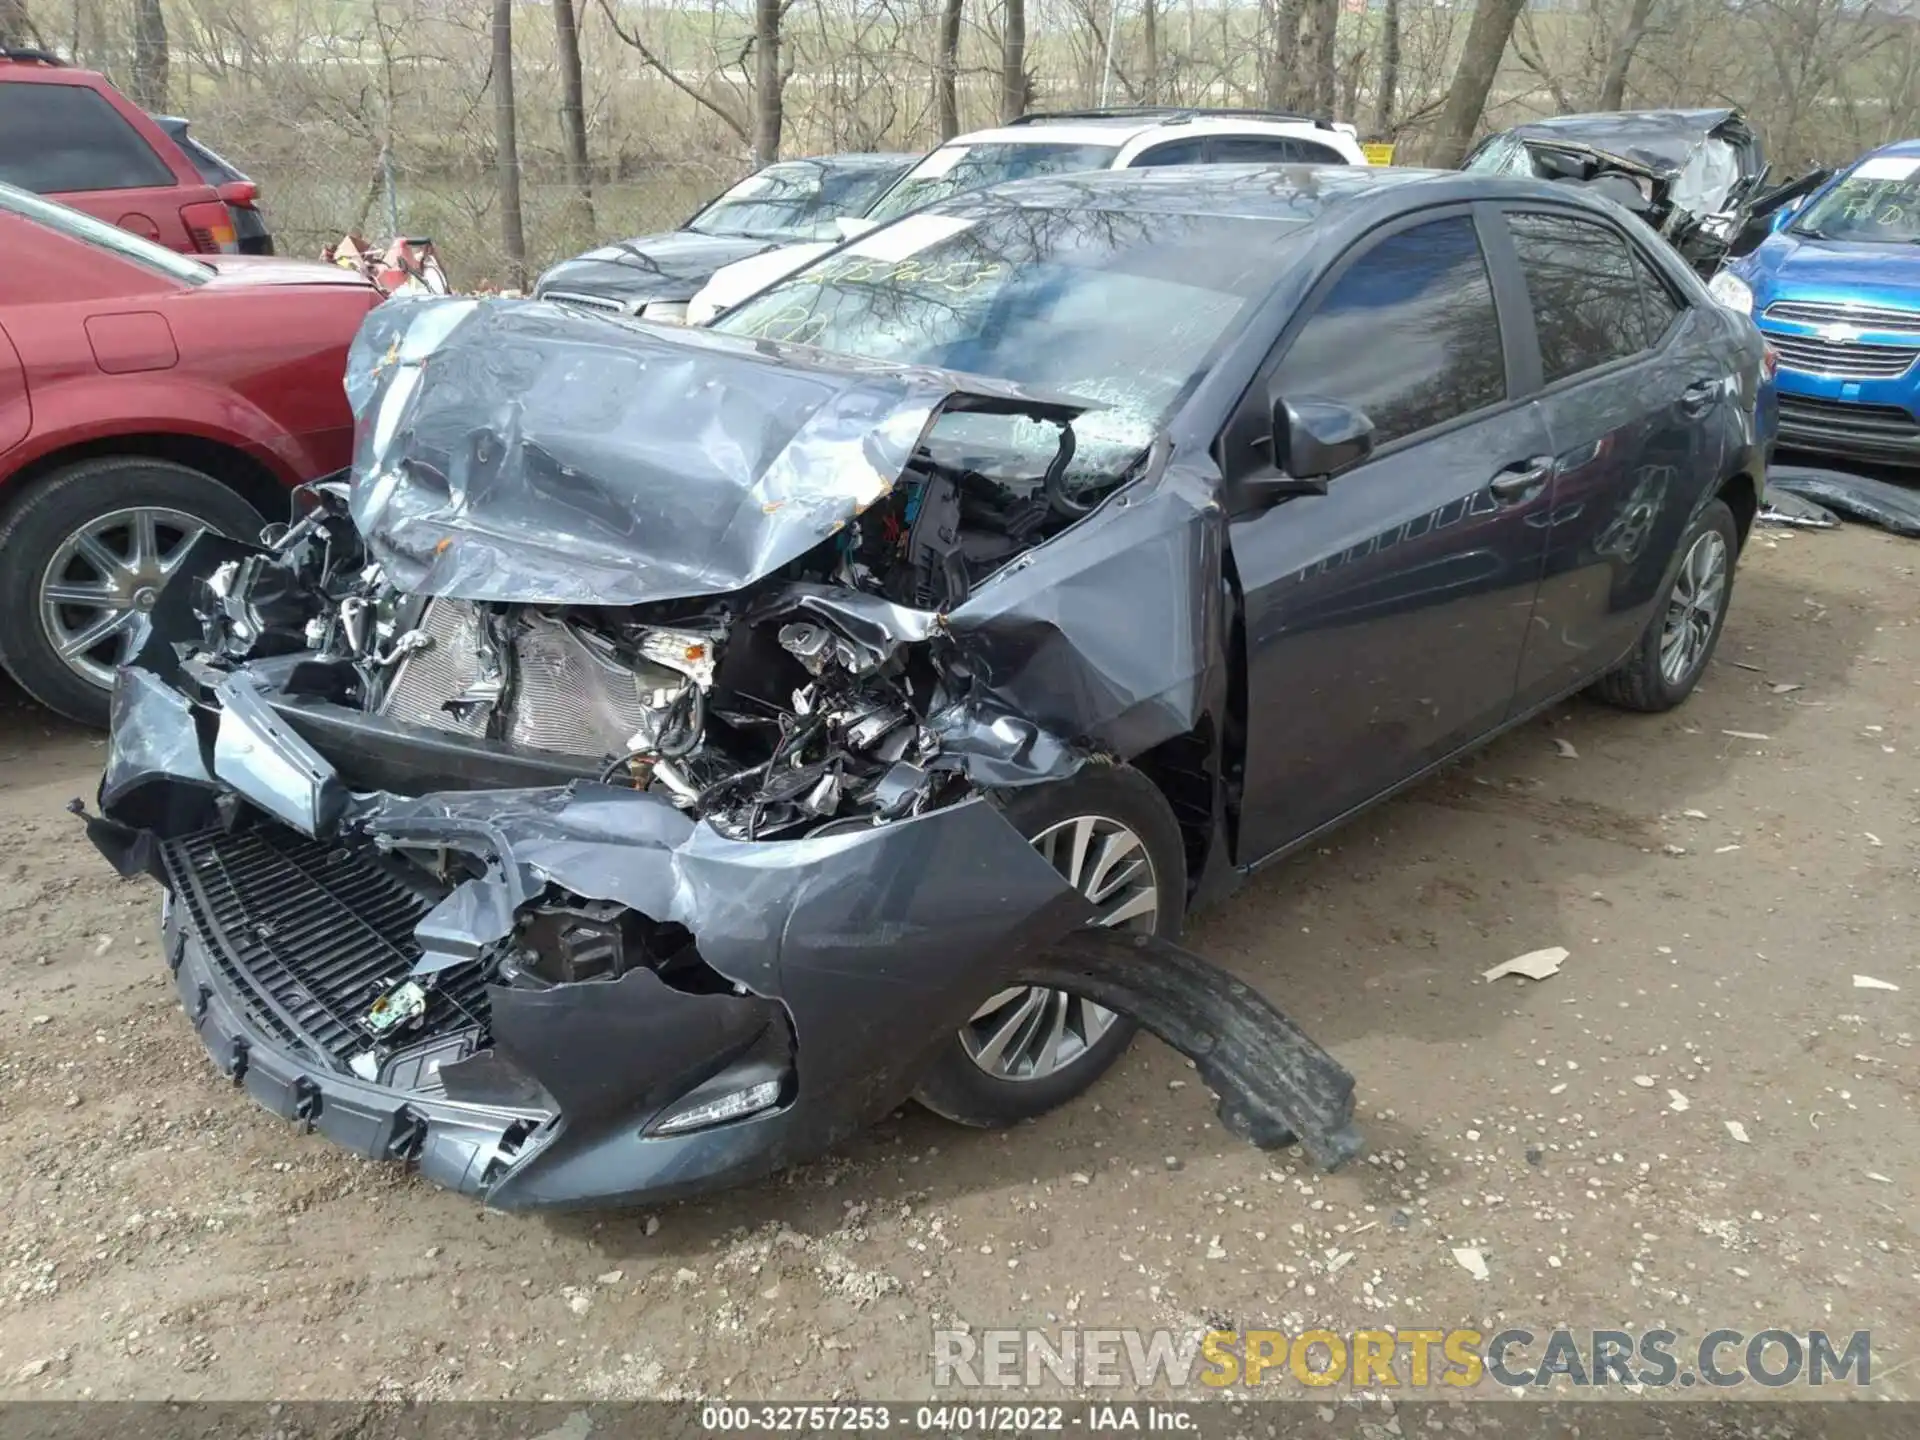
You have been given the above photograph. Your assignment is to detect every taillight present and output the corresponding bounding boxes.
[180,199,237,253]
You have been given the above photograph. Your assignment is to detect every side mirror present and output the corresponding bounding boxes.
[1243,396,1373,506]
[835,216,878,242]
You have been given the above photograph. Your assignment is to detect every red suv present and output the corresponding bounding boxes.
[0,183,380,725]
[0,49,270,255]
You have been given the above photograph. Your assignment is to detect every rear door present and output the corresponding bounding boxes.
[1497,207,1726,709]
[0,75,203,251]
[1225,207,1556,861]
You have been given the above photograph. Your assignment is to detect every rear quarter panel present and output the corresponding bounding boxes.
[0,221,376,490]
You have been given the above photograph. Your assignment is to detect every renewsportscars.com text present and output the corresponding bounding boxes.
[932,1327,1872,1391]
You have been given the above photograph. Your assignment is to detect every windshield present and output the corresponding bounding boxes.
[1464,134,1534,177]
[864,142,1122,225]
[1793,157,1920,243]
[0,181,210,284]
[689,162,904,242]
[712,201,1303,476]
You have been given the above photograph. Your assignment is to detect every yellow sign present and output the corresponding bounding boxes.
[1363,142,1396,166]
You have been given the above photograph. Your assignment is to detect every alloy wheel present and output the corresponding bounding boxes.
[1659,529,1729,687]
[960,814,1161,1082]
[37,507,209,690]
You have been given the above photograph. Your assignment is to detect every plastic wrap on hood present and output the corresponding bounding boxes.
[342,297,1085,606]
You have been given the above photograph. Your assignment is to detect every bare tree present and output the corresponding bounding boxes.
[1300,0,1339,114]
[1375,0,1401,135]
[935,0,965,138]
[553,0,594,226]
[131,0,168,109]
[1596,0,1659,109]
[1001,0,1028,121]
[752,0,784,166]
[491,0,527,289]
[1428,0,1530,167]
[1263,0,1305,110]
[1141,0,1158,103]
[0,0,39,46]
[597,0,750,147]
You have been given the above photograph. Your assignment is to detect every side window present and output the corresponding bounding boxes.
[1270,215,1507,449]
[1131,139,1208,168]
[1505,211,1650,383]
[1632,246,1685,342]
[1210,136,1346,165]
[0,83,176,193]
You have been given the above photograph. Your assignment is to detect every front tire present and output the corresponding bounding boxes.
[913,763,1187,1129]
[0,458,266,726]
[1588,498,1739,714]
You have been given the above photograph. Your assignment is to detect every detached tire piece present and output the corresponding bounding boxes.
[913,763,1187,1129]
[1588,497,1740,714]
[0,457,266,727]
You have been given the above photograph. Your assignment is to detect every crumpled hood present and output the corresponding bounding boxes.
[344,296,1086,607]
[531,232,782,306]
[1746,233,1920,304]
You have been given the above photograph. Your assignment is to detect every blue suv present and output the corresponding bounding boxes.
[1718,140,1920,466]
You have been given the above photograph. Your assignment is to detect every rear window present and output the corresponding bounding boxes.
[0,81,177,193]
[0,181,208,284]
[153,117,248,186]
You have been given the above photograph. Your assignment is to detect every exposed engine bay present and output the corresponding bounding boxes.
[192,405,1116,845]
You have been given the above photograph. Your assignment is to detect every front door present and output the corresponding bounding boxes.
[1226,208,1556,863]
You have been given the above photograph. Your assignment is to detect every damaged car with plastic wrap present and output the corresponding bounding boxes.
[1462,108,1819,276]
[81,164,1772,1210]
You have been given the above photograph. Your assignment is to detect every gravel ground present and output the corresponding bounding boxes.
[0,521,1914,1404]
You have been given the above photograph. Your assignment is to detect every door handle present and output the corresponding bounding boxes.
[1679,379,1720,417]
[1488,456,1554,503]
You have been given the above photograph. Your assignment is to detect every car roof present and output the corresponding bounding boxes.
[951,111,1345,148]
[926,162,1442,218]
[773,151,919,171]
[1870,138,1920,159]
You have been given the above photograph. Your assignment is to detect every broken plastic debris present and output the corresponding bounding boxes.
[1715,844,1742,854]
[1452,1247,1490,1281]
[1483,947,1568,983]
[1863,833,1883,848]
[1853,976,1900,992]
[1552,738,1578,759]
[1667,1089,1690,1112]
[1866,1172,1892,1184]
[1632,1075,1655,1088]
[1725,1121,1750,1144]
[1721,730,1771,741]
[1682,808,1709,820]
[1769,682,1803,695]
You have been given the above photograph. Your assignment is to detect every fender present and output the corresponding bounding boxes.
[0,368,347,492]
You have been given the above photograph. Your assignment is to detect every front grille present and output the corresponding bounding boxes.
[539,289,628,314]
[1779,393,1920,442]
[161,823,492,1070]
[1761,330,1919,380]
[1764,299,1920,333]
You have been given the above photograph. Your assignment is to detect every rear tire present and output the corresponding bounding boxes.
[0,457,265,727]
[1588,497,1739,714]
[913,763,1187,1129]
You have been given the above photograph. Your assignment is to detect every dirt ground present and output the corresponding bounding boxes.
[0,521,1914,1405]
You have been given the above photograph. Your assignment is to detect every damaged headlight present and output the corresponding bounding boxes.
[1707,270,1753,315]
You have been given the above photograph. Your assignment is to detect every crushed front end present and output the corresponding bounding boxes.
[83,297,1361,1209]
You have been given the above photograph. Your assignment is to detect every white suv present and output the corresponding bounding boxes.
[687,107,1367,324]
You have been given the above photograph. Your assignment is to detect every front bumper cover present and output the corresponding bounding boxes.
[87,654,1364,1211]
